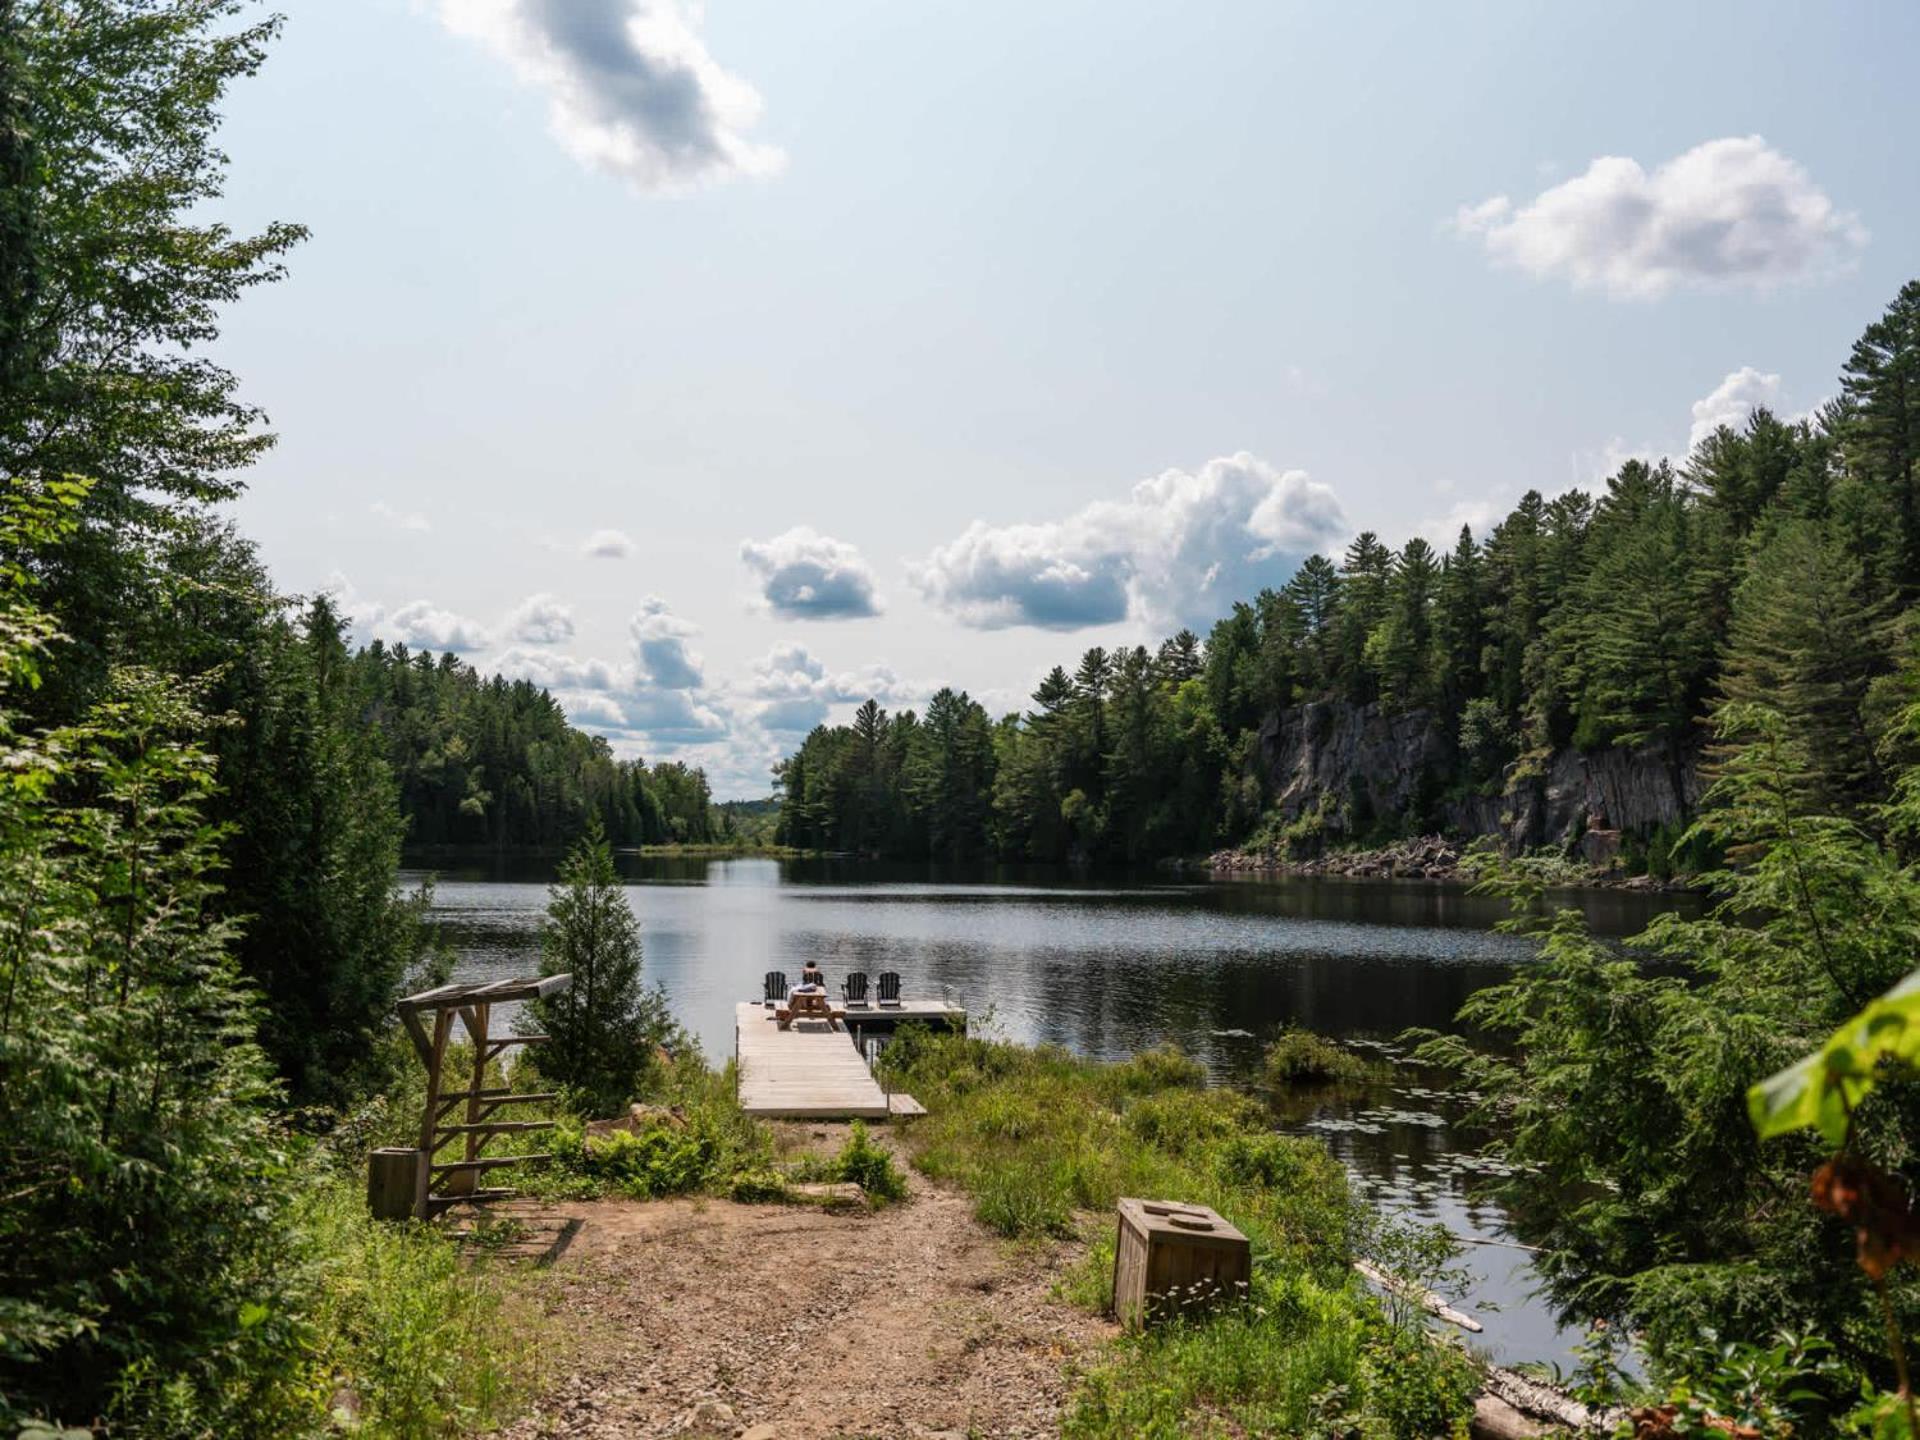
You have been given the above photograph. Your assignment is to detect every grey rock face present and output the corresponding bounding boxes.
[1255,699,1700,856]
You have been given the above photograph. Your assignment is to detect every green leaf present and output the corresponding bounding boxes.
[1748,966,1920,1142]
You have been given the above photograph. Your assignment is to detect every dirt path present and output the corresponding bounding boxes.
[498,1130,1115,1440]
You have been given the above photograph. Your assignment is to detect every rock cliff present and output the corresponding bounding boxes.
[1255,699,1701,859]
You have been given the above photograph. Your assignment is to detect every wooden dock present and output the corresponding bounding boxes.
[733,999,966,1120]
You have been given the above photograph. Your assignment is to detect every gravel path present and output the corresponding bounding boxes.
[497,1131,1114,1439]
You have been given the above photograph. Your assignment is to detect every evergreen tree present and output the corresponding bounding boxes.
[1715,519,1892,817]
[1282,553,1342,692]
[1840,280,1920,590]
[525,819,674,1117]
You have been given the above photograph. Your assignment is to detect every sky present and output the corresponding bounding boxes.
[210,0,1920,797]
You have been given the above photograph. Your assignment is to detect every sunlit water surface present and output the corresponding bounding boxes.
[404,854,1693,1370]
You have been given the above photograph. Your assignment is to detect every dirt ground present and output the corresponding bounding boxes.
[495,1124,1116,1440]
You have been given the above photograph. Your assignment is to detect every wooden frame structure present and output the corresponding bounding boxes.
[395,974,572,1220]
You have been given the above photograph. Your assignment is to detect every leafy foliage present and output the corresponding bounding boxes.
[0,603,311,1430]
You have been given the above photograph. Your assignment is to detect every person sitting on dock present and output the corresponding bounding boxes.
[795,959,826,993]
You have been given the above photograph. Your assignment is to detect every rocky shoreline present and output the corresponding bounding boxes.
[1202,833,1688,891]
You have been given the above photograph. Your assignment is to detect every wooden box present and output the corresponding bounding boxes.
[1111,1197,1251,1327]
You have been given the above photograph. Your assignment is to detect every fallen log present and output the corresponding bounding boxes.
[1480,1361,1623,1435]
[1353,1258,1484,1333]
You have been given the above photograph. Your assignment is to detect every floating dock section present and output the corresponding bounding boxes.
[733,999,965,1120]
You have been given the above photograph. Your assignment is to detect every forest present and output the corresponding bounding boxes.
[1,1,1917,1436]
[344,639,716,850]
[776,282,1920,868]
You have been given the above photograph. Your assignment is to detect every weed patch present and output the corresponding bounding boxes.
[882,1029,1479,1439]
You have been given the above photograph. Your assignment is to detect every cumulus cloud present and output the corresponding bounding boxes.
[369,500,430,532]
[438,0,783,193]
[746,643,914,733]
[505,592,575,645]
[912,452,1347,633]
[629,595,704,688]
[1688,366,1786,452]
[384,600,490,652]
[739,527,881,619]
[1453,136,1865,299]
[582,528,634,559]
[481,595,727,747]
[488,645,623,692]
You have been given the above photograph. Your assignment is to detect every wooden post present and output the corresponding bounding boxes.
[414,1007,453,1218]
[448,1002,490,1199]
[368,1147,423,1221]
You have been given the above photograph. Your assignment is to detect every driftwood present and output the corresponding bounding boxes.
[1352,1258,1484,1332]
[1477,1361,1624,1436]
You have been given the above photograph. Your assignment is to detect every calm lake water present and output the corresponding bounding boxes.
[404,854,1693,1370]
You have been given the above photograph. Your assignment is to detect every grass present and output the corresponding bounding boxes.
[1263,1027,1388,1087]
[878,1027,1480,1439]
[301,1169,551,1438]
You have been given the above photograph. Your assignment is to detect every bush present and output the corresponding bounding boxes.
[1262,1028,1380,1086]
[829,1120,907,1204]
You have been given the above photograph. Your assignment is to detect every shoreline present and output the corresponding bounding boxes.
[1197,834,1700,893]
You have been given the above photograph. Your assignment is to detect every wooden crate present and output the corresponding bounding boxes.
[1111,1197,1251,1327]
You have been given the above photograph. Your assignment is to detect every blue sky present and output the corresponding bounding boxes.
[212,0,1920,796]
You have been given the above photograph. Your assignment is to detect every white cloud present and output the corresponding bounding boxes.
[1688,366,1785,452]
[488,645,624,692]
[505,592,575,645]
[383,600,490,652]
[1453,136,1865,300]
[480,596,728,749]
[629,595,704,688]
[438,0,784,193]
[746,643,915,733]
[582,528,634,559]
[369,501,430,532]
[739,527,882,619]
[912,452,1347,633]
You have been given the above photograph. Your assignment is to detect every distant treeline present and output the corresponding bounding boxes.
[345,641,717,850]
[777,279,1920,865]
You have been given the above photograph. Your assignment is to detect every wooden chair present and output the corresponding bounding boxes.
[763,971,788,1008]
[877,971,903,1007]
[842,971,871,1007]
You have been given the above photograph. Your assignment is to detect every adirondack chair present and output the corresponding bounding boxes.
[763,970,788,1007]
[842,971,871,1007]
[876,971,903,1007]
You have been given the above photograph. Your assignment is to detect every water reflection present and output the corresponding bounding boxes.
[403,854,1694,1369]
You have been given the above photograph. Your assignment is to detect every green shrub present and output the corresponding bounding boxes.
[1263,1028,1380,1086]
[580,1124,720,1197]
[829,1120,908,1203]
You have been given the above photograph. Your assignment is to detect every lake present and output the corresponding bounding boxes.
[405,854,1693,1370]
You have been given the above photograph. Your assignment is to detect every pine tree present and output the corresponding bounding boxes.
[1715,519,1892,817]
[1839,280,1920,590]
[525,819,673,1117]
[1434,526,1485,705]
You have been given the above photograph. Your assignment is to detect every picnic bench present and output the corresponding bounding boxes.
[776,990,846,1030]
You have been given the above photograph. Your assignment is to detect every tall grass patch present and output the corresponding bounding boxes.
[302,1176,550,1438]
[880,1028,1478,1439]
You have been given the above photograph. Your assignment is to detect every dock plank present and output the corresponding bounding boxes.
[734,1003,890,1120]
